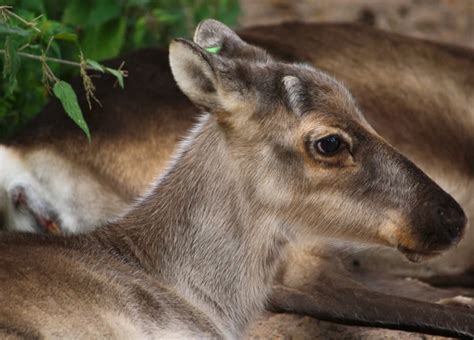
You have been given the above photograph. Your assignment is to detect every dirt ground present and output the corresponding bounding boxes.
[239,1,473,339]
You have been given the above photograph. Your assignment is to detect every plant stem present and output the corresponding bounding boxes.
[2,7,41,33]
[0,49,126,76]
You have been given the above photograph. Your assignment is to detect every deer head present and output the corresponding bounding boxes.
[169,20,467,263]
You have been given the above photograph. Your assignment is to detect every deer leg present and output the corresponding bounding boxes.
[268,245,474,338]
[0,146,62,234]
[8,184,61,235]
[438,295,474,309]
[421,271,474,288]
[267,282,474,339]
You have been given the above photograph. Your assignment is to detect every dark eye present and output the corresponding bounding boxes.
[315,135,342,155]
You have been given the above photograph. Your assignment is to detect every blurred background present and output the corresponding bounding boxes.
[0,0,472,139]
[241,0,473,48]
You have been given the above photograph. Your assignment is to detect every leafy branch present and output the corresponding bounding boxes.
[0,5,41,32]
[0,0,239,140]
[0,6,127,141]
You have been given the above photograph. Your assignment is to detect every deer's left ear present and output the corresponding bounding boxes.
[169,38,224,111]
[194,19,271,62]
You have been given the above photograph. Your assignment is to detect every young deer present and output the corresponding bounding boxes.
[240,22,474,279]
[0,21,469,337]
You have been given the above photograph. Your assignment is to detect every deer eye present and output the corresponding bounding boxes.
[315,135,343,155]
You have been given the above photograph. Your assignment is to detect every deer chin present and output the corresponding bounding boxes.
[397,245,443,263]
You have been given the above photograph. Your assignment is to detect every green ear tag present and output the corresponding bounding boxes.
[205,46,221,54]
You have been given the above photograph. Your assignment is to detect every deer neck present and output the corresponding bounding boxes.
[108,114,290,335]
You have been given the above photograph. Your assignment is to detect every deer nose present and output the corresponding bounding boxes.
[435,204,467,244]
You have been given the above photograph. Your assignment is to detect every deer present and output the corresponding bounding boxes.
[240,22,474,280]
[1,20,474,338]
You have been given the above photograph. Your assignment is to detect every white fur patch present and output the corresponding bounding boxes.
[0,146,40,232]
[0,145,126,233]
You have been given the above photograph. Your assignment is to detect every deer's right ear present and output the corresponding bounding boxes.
[169,38,221,111]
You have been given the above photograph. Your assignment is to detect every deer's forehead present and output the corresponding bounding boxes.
[257,67,358,111]
[249,99,368,142]
[224,62,373,136]
[297,112,358,136]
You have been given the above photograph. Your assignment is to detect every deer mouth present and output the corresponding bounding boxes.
[397,245,443,263]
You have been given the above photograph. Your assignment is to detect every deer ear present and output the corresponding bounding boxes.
[194,19,271,62]
[169,38,221,111]
[194,19,243,51]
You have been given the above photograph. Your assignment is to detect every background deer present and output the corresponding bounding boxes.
[1,21,473,337]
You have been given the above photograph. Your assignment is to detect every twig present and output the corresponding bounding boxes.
[79,52,101,109]
[0,49,127,77]
[0,6,41,32]
[114,61,127,87]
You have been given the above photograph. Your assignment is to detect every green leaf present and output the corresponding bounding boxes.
[2,37,21,95]
[62,0,121,27]
[86,0,121,27]
[86,59,105,72]
[54,32,78,42]
[105,67,124,88]
[0,23,30,37]
[81,17,126,60]
[125,0,150,7]
[52,81,91,141]
[132,16,147,48]
[62,0,91,26]
[24,44,42,51]
[152,9,179,24]
[18,0,46,13]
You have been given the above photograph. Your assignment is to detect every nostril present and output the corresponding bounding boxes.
[437,208,445,220]
[436,207,465,241]
[437,208,450,227]
[445,223,460,240]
